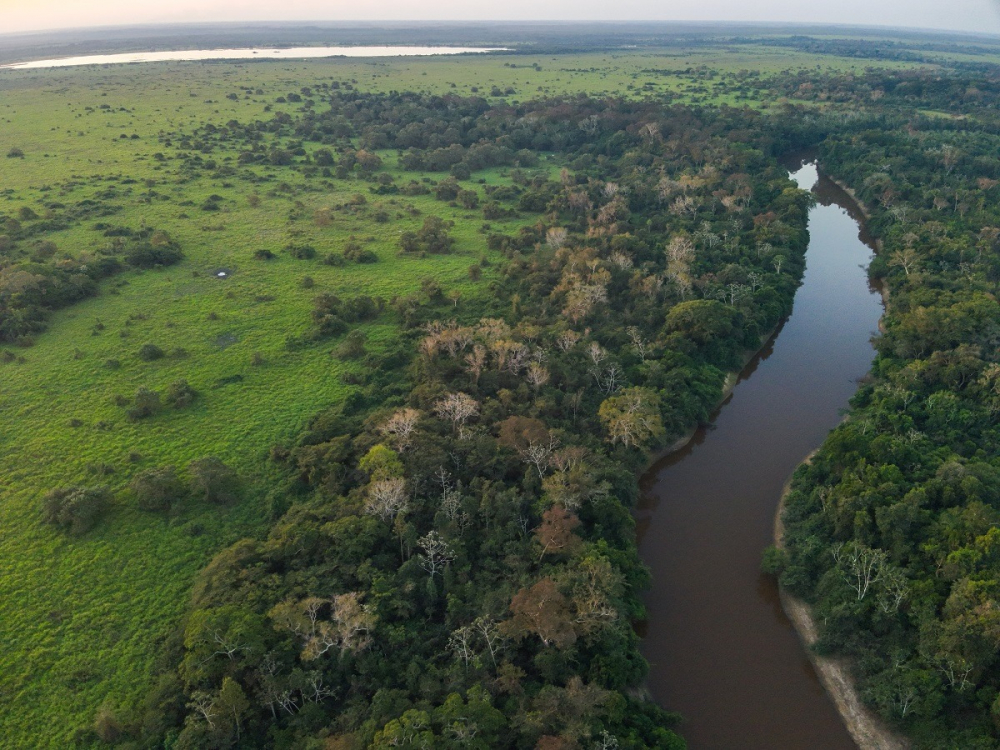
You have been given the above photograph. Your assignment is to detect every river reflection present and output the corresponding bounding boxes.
[636,160,882,749]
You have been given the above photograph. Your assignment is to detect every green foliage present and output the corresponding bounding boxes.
[42,486,110,535]
[187,457,239,505]
[129,466,185,513]
[400,215,456,254]
[137,343,165,361]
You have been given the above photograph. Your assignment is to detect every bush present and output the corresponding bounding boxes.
[6,147,24,159]
[42,486,110,535]
[126,386,162,421]
[286,244,316,260]
[124,242,183,268]
[188,457,239,504]
[335,329,367,359]
[399,216,455,255]
[165,379,197,408]
[130,466,184,513]
[457,189,480,209]
[138,344,165,361]
[343,243,378,264]
[254,249,276,260]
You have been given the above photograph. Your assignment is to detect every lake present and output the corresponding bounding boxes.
[1,46,505,70]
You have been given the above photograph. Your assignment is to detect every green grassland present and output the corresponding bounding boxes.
[0,40,989,744]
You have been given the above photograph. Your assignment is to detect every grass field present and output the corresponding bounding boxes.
[0,39,995,744]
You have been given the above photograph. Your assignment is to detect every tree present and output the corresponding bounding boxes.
[417,530,454,578]
[130,466,184,512]
[379,408,421,452]
[535,505,582,560]
[506,577,576,649]
[364,477,408,523]
[126,386,161,421]
[188,457,239,504]
[216,677,250,741]
[270,592,376,660]
[42,486,110,535]
[598,387,664,448]
[434,392,480,437]
[358,444,404,481]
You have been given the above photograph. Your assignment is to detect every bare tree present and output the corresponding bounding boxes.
[555,330,581,352]
[464,344,487,384]
[889,247,919,276]
[417,531,454,578]
[473,616,505,666]
[625,326,648,362]
[586,341,607,367]
[832,543,888,601]
[434,393,480,438]
[546,227,569,249]
[365,477,409,523]
[189,692,218,730]
[526,362,550,391]
[599,363,625,395]
[941,144,961,174]
[449,625,476,667]
[379,408,421,452]
[519,437,559,479]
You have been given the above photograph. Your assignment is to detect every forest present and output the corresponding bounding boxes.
[112,93,809,748]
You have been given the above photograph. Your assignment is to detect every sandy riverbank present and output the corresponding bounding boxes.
[774,465,911,750]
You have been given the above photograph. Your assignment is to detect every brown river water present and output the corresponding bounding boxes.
[637,160,883,749]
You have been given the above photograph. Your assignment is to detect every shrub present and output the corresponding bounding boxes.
[42,486,110,535]
[457,189,480,209]
[126,387,162,421]
[129,466,184,513]
[138,343,165,361]
[6,147,24,159]
[335,330,367,359]
[254,249,275,260]
[165,379,197,408]
[399,216,455,254]
[343,243,377,264]
[93,705,123,743]
[124,242,183,268]
[286,244,317,260]
[188,457,239,504]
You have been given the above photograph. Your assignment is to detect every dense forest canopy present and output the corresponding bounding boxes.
[105,91,811,749]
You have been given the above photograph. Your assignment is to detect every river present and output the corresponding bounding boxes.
[0,47,505,70]
[636,160,883,748]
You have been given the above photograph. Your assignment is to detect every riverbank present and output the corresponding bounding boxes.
[637,158,883,747]
[771,168,908,749]
[648,325,779,465]
[774,467,910,750]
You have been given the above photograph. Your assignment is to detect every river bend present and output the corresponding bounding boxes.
[637,162,882,748]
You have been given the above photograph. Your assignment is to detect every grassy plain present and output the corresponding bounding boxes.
[0,39,993,744]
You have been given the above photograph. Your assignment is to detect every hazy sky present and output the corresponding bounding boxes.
[2,0,999,36]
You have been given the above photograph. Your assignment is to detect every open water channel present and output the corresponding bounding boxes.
[637,160,883,748]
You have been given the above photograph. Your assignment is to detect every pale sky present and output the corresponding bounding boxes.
[1,0,999,36]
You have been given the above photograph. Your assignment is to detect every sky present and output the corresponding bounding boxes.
[1,0,999,36]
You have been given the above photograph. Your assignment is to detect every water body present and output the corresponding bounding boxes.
[1,47,505,70]
[636,161,883,748]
